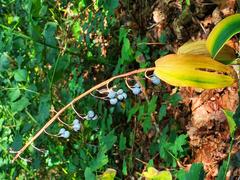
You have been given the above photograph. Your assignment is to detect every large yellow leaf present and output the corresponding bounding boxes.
[177,40,236,64]
[154,54,235,89]
[206,14,240,58]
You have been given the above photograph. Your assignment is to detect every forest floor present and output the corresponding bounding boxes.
[117,0,240,179]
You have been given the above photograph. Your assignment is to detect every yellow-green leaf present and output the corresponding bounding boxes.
[206,14,240,58]
[142,167,172,180]
[177,40,209,57]
[154,54,236,89]
[177,40,236,64]
[99,168,116,180]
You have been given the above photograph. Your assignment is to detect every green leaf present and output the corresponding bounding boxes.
[216,160,227,180]
[206,14,240,58]
[169,134,187,156]
[159,31,167,44]
[122,158,127,176]
[36,94,51,123]
[119,133,126,151]
[12,134,23,151]
[185,163,205,180]
[223,110,236,137]
[121,38,132,63]
[176,169,187,180]
[89,151,108,171]
[8,88,21,102]
[186,0,190,5]
[119,27,128,43]
[0,53,9,71]
[127,104,140,122]
[14,69,27,82]
[11,97,30,113]
[43,22,58,46]
[159,104,167,122]
[169,93,182,107]
[84,168,96,180]
[143,116,152,133]
[148,96,158,114]
[100,132,117,152]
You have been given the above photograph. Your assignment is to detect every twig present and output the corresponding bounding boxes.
[12,67,156,162]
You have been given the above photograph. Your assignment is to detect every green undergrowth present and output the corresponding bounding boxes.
[0,0,239,179]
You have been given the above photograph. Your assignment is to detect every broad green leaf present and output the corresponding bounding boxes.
[14,69,27,82]
[8,88,21,102]
[185,163,205,180]
[223,110,236,137]
[99,168,117,180]
[206,14,240,58]
[154,54,236,89]
[43,22,58,46]
[177,40,236,64]
[84,168,96,180]
[11,97,30,112]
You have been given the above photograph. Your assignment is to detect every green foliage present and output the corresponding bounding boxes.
[1,0,232,179]
[185,163,205,180]
[223,110,237,137]
[216,161,227,180]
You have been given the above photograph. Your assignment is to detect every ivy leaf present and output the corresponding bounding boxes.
[14,69,27,82]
